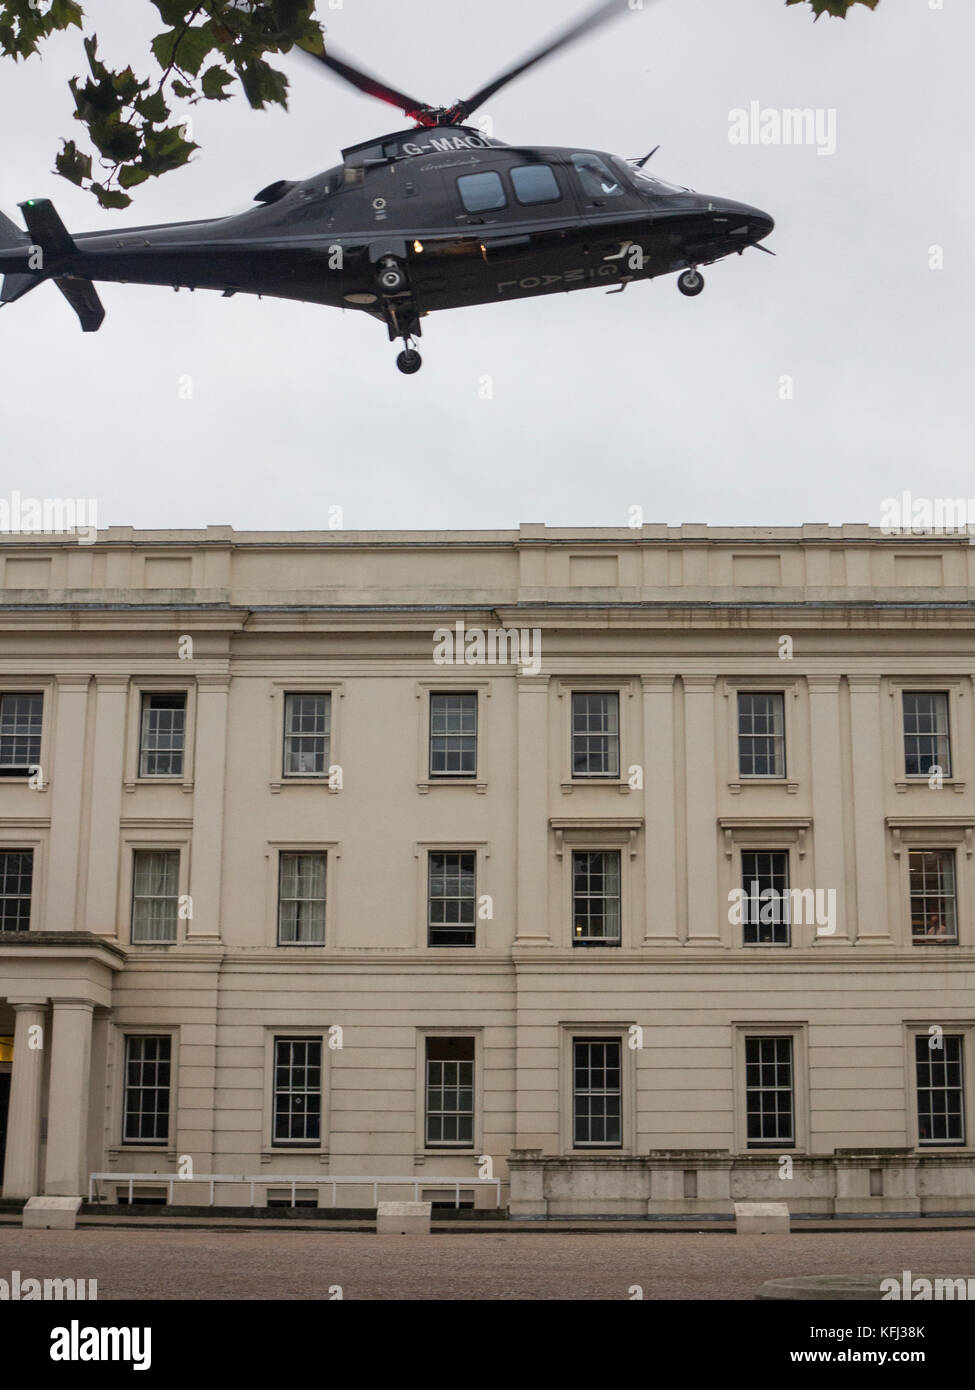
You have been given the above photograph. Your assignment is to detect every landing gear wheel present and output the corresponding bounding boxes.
[377,258,408,294]
[678,269,705,297]
[397,348,423,375]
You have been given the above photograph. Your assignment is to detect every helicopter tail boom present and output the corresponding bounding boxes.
[0,200,105,332]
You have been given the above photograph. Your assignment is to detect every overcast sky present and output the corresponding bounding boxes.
[1,0,971,534]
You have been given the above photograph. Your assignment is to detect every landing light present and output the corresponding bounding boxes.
[413,240,424,253]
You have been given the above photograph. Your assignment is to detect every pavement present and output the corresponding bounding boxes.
[1,1226,974,1299]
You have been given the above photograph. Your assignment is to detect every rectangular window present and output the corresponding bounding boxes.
[572,850,621,946]
[283,693,330,778]
[903,691,951,778]
[277,852,326,945]
[742,850,791,946]
[510,164,562,205]
[573,1038,622,1148]
[457,171,506,213]
[122,1036,171,1145]
[429,693,477,778]
[571,692,620,778]
[0,850,33,931]
[738,692,786,778]
[273,1037,322,1146]
[131,850,180,944]
[0,692,42,776]
[916,1034,965,1146]
[909,849,958,944]
[745,1036,795,1147]
[425,1038,475,1148]
[139,693,186,777]
[428,852,476,947]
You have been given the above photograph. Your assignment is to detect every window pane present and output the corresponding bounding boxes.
[429,693,477,778]
[571,153,625,199]
[909,849,958,943]
[122,1036,172,1144]
[510,164,561,205]
[283,693,330,777]
[916,1034,965,1145]
[272,1037,322,1145]
[745,1036,795,1146]
[573,1039,622,1147]
[903,692,950,778]
[0,849,33,931]
[738,692,785,778]
[139,693,186,777]
[131,850,180,943]
[571,692,620,778]
[572,851,621,946]
[741,850,791,946]
[457,172,506,213]
[425,1038,475,1147]
[0,692,43,773]
[278,852,327,944]
[428,852,477,946]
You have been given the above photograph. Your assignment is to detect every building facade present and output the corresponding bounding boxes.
[1,523,974,1218]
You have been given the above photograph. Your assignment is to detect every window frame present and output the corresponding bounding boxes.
[138,691,188,780]
[277,848,328,946]
[509,163,563,207]
[121,1034,174,1147]
[0,680,53,790]
[281,691,332,782]
[570,690,621,781]
[113,1026,178,1155]
[262,1028,330,1156]
[428,690,479,782]
[414,841,489,950]
[265,841,339,949]
[269,1034,325,1150]
[0,690,45,779]
[118,828,191,945]
[571,848,622,948]
[559,1026,635,1156]
[552,820,641,949]
[416,682,490,794]
[888,820,974,948]
[732,1024,808,1155]
[124,680,196,794]
[740,847,792,947]
[889,679,965,794]
[907,846,958,946]
[901,689,952,780]
[456,170,507,214]
[269,681,344,793]
[906,1024,974,1151]
[130,847,182,945]
[723,679,801,794]
[0,846,35,933]
[426,848,478,949]
[557,678,638,793]
[423,1036,476,1150]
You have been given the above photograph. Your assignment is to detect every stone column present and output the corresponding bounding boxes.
[46,676,90,931]
[45,1000,94,1196]
[684,677,721,945]
[1,1002,47,1199]
[85,676,128,935]
[848,677,890,943]
[642,676,679,943]
[515,676,550,944]
[807,676,851,944]
[187,675,230,942]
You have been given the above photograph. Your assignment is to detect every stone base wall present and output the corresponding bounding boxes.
[507,1150,975,1219]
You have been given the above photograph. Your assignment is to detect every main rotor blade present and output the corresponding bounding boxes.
[300,44,434,124]
[453,0,646,123]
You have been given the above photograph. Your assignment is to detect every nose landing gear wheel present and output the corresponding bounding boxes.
[377,258,408,294]
[678,269,705,297]
[397,348,423,375]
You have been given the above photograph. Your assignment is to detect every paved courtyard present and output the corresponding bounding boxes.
[1,1227,974,1300]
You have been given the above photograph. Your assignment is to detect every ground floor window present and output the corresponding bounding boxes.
[916,1033,966,1145]
[425,1037,474,1147]
[122,1035,172,1144]
[572,1037,622,1148]
[273,1036,322,1146]
[745,1035,795,1147]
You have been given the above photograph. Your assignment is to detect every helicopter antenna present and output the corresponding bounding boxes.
[633,145,661,168]
[299,0,653,129]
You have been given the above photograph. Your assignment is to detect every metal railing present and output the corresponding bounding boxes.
[88,1173,503,1209]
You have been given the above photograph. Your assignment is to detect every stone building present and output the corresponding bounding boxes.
[0,523,973,1218]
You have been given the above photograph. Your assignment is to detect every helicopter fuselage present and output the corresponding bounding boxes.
[0,126,773,347]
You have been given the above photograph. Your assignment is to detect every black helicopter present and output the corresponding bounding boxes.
[0,0,774,374]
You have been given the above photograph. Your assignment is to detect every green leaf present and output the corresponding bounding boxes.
[90,182,132,210]
[118,163,151,189]
[170,24,215,76]
[170,79,195,98]
[135,88,170,123]
[55,138,92,186]
[201,63,234,99]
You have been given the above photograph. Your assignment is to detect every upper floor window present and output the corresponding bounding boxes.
[742,850,791,946]
[0,849,33,931]
[272,1037,322,1147]
[738,692,785,778]
[510,164,561,205]
[428,851,476,947]
[571,692,620,779]
[429,693,477,779]
[745,1036,795,1148]
[571,153,625,199]
[122,1036,172,1145]
[425,1037,475,1148]
[572,850,621,946]
[903,691,950,778]
[0,692,42,776]
[131,849,180,944]
[139,693,186,778]
[278,851,327,945]
[909,849,958,944]
[457,171,506,213]
[915,1034,965,1146]
[283,693,331,778]
[573,1038,622,1148]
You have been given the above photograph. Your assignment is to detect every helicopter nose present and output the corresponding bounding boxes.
[708,198,774,244]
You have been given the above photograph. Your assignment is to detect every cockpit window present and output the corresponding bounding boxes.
[510,164,562,206]
[615,157,690,195]
[571,153,625,199]
[457,171,507,213]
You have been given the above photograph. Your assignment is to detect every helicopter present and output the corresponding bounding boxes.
[0,0,774,374]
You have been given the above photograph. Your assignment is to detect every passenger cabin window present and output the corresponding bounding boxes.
[457,171,506,213]
[510,164,561,206]
[571,153,625,199]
